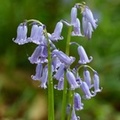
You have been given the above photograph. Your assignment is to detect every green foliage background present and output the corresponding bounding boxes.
[0,0,120,120]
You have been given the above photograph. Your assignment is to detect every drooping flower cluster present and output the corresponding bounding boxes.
[13,2,101,120]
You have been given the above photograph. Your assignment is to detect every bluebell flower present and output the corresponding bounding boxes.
[49,21,63,41]
[71,18,83,36]
[82,6,98,29]
[80,81,95,99]
[28,24,44,45]
[52,55,62,72]
[82,16,93,39]
[31,63,43,80]
[13,23,28,45]
[57,79,64,90]
[71,107,80,120]
[39,65,48,89]
[52,49,75,65]
[92,72,102,93]
[76,76,82,85]
[71,6,77,25]
[86,22,93,39]
[54,79,64,90]
[78,46,93,64]
[66,104,71,115]
[28,45,48,64]
[83,68,92,88]
[54,63,65,81]
[74,93,84,110]
[66,70,79,90]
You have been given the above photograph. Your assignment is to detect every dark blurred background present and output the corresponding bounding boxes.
[0,0,120,120]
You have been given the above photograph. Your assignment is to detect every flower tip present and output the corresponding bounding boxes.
[12,38,15,42]
[92,87,103,94]
[31,75,38,81]
[83,95,91,100]
[71,32,83,37]
[89,56,93,62]
[70,83,80,90]
[40,83,47,89]
[70,56,76,63]
[54,85,58,89]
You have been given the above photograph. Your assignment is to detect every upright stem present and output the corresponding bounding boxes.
[44,29,54,120]
[61,26,72,120]
[65,26,72,55]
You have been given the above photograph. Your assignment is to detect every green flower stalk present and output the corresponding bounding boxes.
[61,26,72,120]
[44,28,54,120]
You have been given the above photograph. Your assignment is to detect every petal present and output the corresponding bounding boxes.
[71,7,77,25]
[31,63,43,80]
[49,21,63,41]
[54,63,65,80]
[76,76,82,85]
[66,70,79,90]
[52,49,75,65]
[93,72,102,93]
[28,25,44,44]
[28,45,41,64]
[52,55,62,71]
[39,45,48,58]
[80,81,95,99]
[86,22,93,39]
[82,17,93,39]
[83,68,92,88]
[54,79,64,90]
[72,18,83,36]
[71,107,80,120]
[82,16,88,36]
[83,6,98,29]
[13,23,28,45]
[78,46,93,64]
[28,45,48,64]
[40,66,48,89]
[74,93,84,110]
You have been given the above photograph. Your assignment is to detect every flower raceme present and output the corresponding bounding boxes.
[13,4,97,46]
[13,2,101,120]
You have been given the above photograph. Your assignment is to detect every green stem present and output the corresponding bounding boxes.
[65,26,72,55]
[25,19,43,25]
[61,26,72,120]
[44,29,54,120]
[61,70,67,120]
[77,64,96,72]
